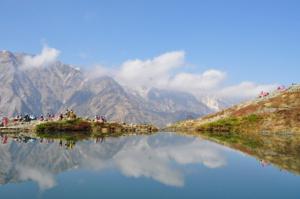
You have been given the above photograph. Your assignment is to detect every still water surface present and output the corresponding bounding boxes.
[0,132,299,199]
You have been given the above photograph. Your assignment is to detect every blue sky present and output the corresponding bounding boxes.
[0,0,299,87]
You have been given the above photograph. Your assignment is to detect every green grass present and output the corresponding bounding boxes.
[199,114,262,132]
[36,119,92,133]
[198,114,263,149]
[202,130,262,149]
[242,114,262,123]
[211,117,240,126]
[199,117,240,132]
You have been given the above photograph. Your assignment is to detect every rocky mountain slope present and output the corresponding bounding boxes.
[0,50,213,126]
[171,84,300,133]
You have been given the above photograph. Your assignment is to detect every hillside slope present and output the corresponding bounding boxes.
[171,84,300,133]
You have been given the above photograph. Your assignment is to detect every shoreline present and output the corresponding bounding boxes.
[0,119,159,135]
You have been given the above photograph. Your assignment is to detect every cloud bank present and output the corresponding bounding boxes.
[88,50,276,102]
[22,45,60,69]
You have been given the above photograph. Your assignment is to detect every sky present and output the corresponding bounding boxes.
[0,0,299,100]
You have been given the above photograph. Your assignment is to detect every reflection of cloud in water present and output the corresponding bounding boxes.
[77,134,227,187]
[17,166,56,190]
[162,141,227,168]
[1,133,227,189]
[113,139,184,187]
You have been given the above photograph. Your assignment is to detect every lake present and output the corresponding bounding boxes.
[0,132,299,199]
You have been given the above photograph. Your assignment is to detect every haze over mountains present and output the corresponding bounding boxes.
[0,50,223,126]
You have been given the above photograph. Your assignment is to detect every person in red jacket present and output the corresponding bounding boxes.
[2,117,9,127]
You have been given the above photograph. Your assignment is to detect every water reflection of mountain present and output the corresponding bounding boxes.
[0,133,226,189]
[255,133,300,174]
[180,131,300,175]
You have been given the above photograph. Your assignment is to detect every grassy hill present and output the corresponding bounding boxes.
[170,84,300,134]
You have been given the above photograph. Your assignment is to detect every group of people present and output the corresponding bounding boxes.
[39,110,77,121]
[259,84,287,98]
[1,113,53,126]
[94,115,107,123]
[1,109,109,127]
[14,114,36,122]
[61,109,77,120]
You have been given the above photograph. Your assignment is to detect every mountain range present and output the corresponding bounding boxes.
[0,50,225,127]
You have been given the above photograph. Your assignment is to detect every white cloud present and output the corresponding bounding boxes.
[218,82,277,100]
[168,69,226,95]
[22,45,60,69]
[116,51,185,89]
[84,64,115,80]
[112,51,227,95]
[88,50,276,102]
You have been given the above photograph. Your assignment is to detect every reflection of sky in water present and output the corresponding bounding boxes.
[0,132,300,199]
